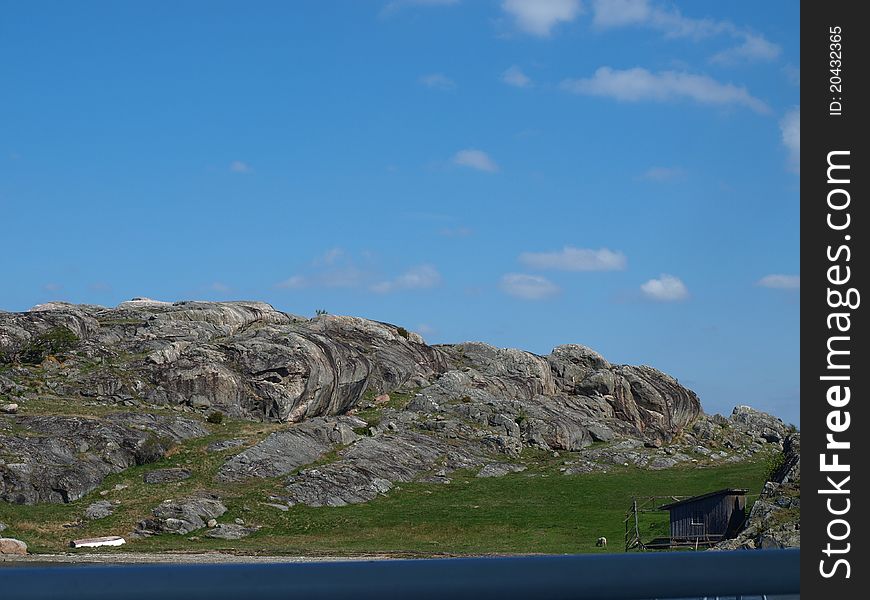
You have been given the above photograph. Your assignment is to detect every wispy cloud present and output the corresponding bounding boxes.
[230,160,252,174]
[42,283,63,293]
[276,267,369,290]
[439,226,473,238]
[500,273,560,300]
[519,246,626,271]
[641,166,686,182]
[501,0,583,37]
[210,282,231,293]
[640,274,688,301]
[314,247,346,266]
[592,0,727,38]
[780,106,800,173]
[276,248,372,289]
[561,67,770,114]
[783,64,800,86]
[758,274,800,290]
[371,265,442,293]
[452,149,499,173]
[419,73,456,90]
[502,65,532,88]
[589,0,780,65]
[711,33,781,65]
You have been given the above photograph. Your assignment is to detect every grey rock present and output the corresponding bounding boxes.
[476,463,527,478]
[715,434,800,550]
[143,468,192,484]
[207,439,246,452]
[135,495,226,536]
[0,522,6,533]
[84,500,115,520]
[0,537,27,555]
[648,457,678,470]
[0,300,718,509]
[283,431,484,507]
[0,413,207,504]
[204,523,258,540]
[216,417,358,481]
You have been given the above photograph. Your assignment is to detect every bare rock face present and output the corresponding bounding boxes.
[0,300,704,438]
[282,430,483,507]
[0,299,720,509]
[0,413,207,504]
[216,417,359,481]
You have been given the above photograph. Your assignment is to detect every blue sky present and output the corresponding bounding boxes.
[0,1,800,424]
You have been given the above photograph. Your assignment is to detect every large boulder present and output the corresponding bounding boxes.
[0,537,27,555]
[135,495,227,536]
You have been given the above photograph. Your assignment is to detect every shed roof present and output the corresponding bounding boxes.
[659,488,748,511]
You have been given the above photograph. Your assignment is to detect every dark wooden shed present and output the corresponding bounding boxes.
[659,488,747,547]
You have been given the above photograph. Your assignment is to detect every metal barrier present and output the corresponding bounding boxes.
[0,548,799,600]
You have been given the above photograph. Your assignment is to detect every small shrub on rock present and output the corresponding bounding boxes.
[207,411,225,425]
[20,326,79,364]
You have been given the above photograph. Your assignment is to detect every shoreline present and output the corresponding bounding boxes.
[0,552,393,567]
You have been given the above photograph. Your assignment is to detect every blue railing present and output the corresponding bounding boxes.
[0,548,799,600]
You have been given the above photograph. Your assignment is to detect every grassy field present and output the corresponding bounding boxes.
[0,404,771,556]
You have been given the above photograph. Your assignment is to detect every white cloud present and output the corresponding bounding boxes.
[711,33,782,65]
[452,149,499,173]
[641,166,686,182]
[561,67,770,114]
[371,265,442,293]
[519,246,626,271]
[502,0,583,37]
[590,1,780,64]
[758,274,800,290]
[500,273,560,300]
[419,73,456,90]
[780,106,800,174]
[640,274,688,301]
[230,160,252,173]
[210,282,231,292]
[591,0,727,38]
[591,0,650,27]
[502,65,532,88]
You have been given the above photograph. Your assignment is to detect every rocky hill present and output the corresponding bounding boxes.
[716,433,800,549]
[0,300,794,549]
